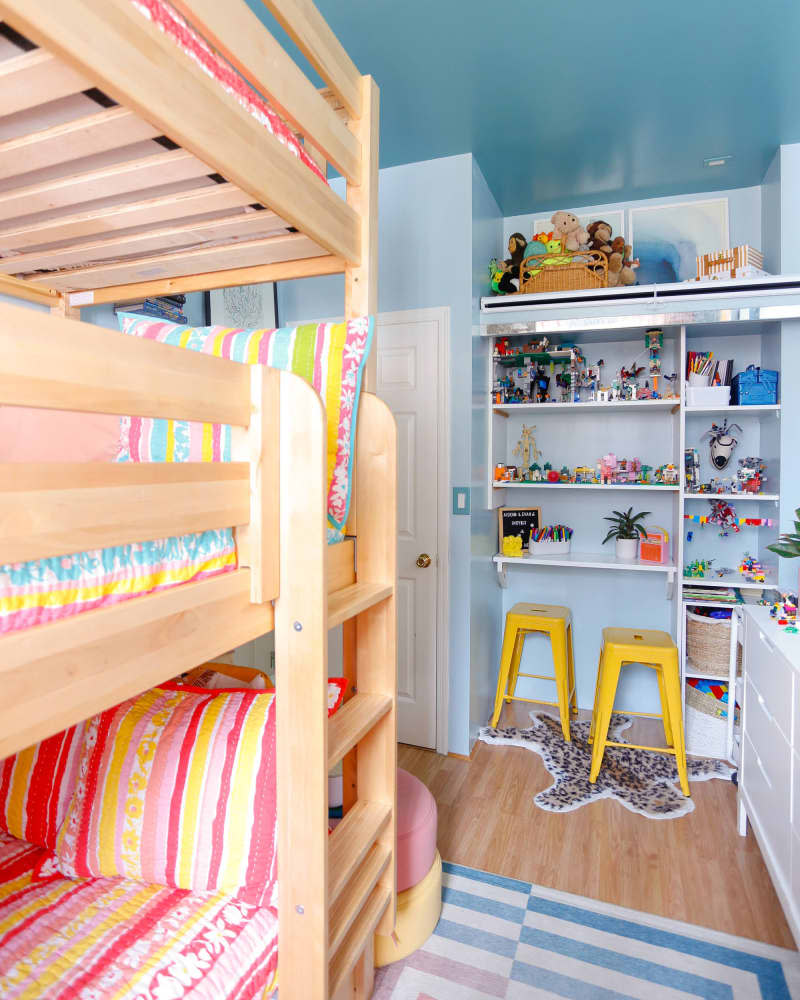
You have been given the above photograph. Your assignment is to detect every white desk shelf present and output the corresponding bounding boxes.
[683,492,780,502]
[494,399,677,414]
[682,575,775,591]
[493,551,678,594]
[685,404,780,415]
[495,483,680,492]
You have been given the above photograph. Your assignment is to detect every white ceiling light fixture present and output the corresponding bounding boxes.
[703,155,732,168]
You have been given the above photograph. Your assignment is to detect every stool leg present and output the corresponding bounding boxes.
[662,660,690,797]
[550,625,571,742]
[589,651,621,783]
[588,648,604,745]
[506,631,525,702]
[656,665,674,747]
[490,622,519,727]
[567,623,578,715]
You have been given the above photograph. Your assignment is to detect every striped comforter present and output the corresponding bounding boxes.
[0,833,278,999]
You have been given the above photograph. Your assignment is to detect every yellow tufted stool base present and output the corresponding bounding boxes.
[490,602,577,740]
[374,852,442,967]
[589,627,689,797]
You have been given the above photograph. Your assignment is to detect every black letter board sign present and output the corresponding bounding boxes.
[497,506,541,550]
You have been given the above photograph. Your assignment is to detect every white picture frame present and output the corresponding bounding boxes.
[628,198,729,284]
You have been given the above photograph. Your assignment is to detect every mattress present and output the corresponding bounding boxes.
[0,831,278,999]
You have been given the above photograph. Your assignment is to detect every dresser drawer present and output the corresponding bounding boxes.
[794,751,800,837]
[793,832,800,917]
[743,731,791,884]
[745,624,793,741]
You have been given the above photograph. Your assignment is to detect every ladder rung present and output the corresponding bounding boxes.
[329,800,391,904]
[329,883,391,997]
[329,841,390,958]
[327,581,392,629]
[328,692,391,770]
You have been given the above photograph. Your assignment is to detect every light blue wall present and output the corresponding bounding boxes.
[275,154,476,753]
[469,159,503,745]
[761,151,781,275]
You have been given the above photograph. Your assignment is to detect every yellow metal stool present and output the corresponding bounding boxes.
[490,603,577,740]
[588,627,689,796]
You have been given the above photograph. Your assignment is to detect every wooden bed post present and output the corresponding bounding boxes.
[274,371,330,999]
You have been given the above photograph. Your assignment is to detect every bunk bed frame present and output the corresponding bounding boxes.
[0,2,395,998]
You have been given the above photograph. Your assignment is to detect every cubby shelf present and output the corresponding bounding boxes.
[682,575,776,591]
[684,404,780,415]
[683,492,779,502]
[494,482,680,491]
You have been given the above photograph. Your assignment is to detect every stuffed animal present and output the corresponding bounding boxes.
[586,220,614,254]
[551,211,589,252]
[607,236,637,287]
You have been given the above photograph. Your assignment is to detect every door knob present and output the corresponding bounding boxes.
[416,553,432,568]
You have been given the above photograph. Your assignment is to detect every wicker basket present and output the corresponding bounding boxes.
[685,609,741,677]
[519,249,608,294]
[685,704,728,759]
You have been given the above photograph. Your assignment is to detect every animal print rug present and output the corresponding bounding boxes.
[479,712,733,819]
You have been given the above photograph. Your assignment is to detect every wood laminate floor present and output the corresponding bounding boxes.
[398,703,796,949]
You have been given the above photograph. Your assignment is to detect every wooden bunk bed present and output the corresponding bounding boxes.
[0,1,395,998]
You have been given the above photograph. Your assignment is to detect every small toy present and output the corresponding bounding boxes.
[528,462,543,482]
[494,463,506,481]
[702,418,743,471]
[513,424,539,469]
[685,558,715,578]
[737,456,766,494]
[600,453,617,485]
[551,211,589,253]
[502,534,524,558]
[655,464,679,485]
[769,592,798,629]
[708,500,741,536]
[547,469,560,483]
[684,449,700,491]
[739,553,766,583]
[640,526,669,564]
[559,465,570,482]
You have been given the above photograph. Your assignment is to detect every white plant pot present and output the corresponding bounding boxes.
[615,537,639,561]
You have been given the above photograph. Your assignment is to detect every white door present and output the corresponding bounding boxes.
[376,309,447,750]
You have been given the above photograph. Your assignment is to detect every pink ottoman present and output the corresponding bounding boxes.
[397,768,437,893]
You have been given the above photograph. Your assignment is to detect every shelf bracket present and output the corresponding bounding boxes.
[666,569,676,600]
[495,561,508,589]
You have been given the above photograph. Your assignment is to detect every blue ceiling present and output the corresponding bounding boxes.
[252,0,800,215]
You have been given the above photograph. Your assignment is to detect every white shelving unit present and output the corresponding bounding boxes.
[481,281,796,759]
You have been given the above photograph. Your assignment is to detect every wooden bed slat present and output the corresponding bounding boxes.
[0,106,161,182]
[0,302,252,425]
[328,800,391,904]
[0,462,250,564]
[0,182,256,253]
[0,0,360,264]
[329,842,390,958]
[172,0,360,183]
[82,252,345,305]
[0,49,91,117]
[35,231,328,291]
[0,569,273,759]
[327,693,392,770]
[0,272,59,305]
[0,148,213,224]
[260,0,363,121]
[4,209,287,276]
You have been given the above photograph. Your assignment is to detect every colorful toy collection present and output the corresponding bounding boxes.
[683,553,770,583]
[683,501,775,536]
[683,450,768,496]
[739,553,767,583]
[488,213,639,295]
[768,592,798,632]
[494,447,675,487]
[492,329,677,406]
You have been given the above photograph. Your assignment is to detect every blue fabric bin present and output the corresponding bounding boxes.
[731,366,779,405]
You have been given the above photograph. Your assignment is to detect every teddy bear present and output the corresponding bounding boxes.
[606,235,637,287]
[551,210,589,252]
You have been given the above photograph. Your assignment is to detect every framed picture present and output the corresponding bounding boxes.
[532,209,625,242]
[498,506,541,553]
[628,199,729,285]
[209,282,277,328]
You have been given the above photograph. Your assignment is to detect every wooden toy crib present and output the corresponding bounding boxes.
[0,1,395,997]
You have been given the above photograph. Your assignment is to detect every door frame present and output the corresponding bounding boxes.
[377,306,450,755]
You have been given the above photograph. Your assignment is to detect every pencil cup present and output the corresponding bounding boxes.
[688,373,711,387]
[530,539,571,555]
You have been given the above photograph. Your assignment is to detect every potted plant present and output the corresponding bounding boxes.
[767,507,800,593]
[602,507,650,561]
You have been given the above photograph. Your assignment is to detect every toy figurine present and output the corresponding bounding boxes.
[739,553,766,583]
[600,453,617,485]
[737,456,766,494]
[685,558,714,578]
[512,424,539,468]
[529,462,543,482]
[702,418,743,471]
[684,449,700,491]
[708,499,740,536]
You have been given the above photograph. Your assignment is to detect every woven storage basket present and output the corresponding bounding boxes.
[519,249,608,294]
[685,704,728,759]
[686,609,741,677]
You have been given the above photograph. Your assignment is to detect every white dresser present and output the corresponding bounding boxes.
[739,606,800,945]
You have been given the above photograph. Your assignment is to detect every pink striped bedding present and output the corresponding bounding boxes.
[0,832,278,999]
[132,0,326,184]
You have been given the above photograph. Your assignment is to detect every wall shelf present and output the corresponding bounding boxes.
[493,551,677,593]
[493,399,678,414]
[685,404,780,415]
[495,482,680,491]
[683,492,779,502]
[682,575,775,591]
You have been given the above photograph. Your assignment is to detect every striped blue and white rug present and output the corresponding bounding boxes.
[372,861,800,999]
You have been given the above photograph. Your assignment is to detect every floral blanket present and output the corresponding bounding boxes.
[0,833,278,999]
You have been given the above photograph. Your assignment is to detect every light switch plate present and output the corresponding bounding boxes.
[453,487,470,515]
